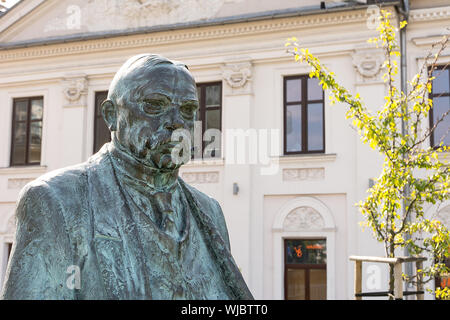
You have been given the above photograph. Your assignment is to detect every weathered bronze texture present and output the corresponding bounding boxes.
[1,54,253,300]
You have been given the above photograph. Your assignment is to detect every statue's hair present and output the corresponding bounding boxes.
[107,54,188,106]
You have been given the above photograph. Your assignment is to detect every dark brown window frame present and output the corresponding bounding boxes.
[10,96,44,166]
[93,91,110,153]
[283,75,325,155]
[283,238,327,300]
[195,82,222,159]
[429,65,450,148]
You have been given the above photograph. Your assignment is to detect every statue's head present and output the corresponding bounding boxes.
[102,54,198,170]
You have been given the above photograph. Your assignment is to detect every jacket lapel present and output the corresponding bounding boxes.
[178,178,254,300]
[87,149,132,299]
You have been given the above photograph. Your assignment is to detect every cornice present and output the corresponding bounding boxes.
[409,6,450,22]
[411,34,450,47]
[0,9,373,63]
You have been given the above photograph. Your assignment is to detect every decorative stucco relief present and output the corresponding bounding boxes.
[283,206,325,231]
[352,47,385,84]
[44,0,224,35]
[181,171,219,184]
[61,74,88,107]
[283,168,324,181]
[221,60,252,95]
[7,178,34,190]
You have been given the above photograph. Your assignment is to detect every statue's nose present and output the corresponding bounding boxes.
[165,106,185,131]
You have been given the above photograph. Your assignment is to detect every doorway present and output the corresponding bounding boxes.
[284,238,327,300]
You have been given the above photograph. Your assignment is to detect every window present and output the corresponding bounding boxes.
[430,66,450,147]
[195,82,222,158]
[284,239,327,300]
[10,97,43,166]
[284,76,325,154]
[93,91,111,153]
[7,243,12,262]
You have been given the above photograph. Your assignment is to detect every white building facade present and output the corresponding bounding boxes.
[0,0,449,299]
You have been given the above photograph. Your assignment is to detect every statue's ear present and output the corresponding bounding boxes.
[101,99,117,132]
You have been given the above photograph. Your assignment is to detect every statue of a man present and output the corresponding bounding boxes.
[1,54,253,300]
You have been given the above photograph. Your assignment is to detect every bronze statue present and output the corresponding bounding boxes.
[1,54,253,300]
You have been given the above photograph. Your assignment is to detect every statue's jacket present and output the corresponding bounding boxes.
[1,145,253,300]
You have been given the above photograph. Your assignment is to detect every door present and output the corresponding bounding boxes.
[284,238,327,300]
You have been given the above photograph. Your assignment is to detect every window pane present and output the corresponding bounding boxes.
[96,92,108,116]
[14,100,28,121]
[206,109,220,130]
[28,121,42,163]
[310,269,327,300]
[432,69,449,95]
[94,92,111,153]
[205,85,221,107]
[432,96,450,146]
[308,78,323,101]
[307,103,324,151]
[31,99,43,120]
[12,122,27,165]
[286,78,301,102]
[286,104,301,152]
[286,239,326,264]
[205,109,221,158]
[286,269,305,300]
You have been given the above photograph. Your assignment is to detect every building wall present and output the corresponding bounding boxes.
[0,1,449,299]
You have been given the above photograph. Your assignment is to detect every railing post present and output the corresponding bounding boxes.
[416,260,424,300]
[394,262,403,300]
[355,260,362,300]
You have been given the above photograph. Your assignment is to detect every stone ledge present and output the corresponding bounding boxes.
[0,165,47,175]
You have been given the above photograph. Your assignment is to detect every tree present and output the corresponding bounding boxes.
[286,9,450,299]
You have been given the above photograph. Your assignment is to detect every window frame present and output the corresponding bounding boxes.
[10,96,44,166]
[429,65,450,148]
[283,75,325,155]
[195,81,222,159]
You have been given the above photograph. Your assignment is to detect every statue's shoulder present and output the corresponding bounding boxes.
[180,179,222,212]
[18,145,110,206]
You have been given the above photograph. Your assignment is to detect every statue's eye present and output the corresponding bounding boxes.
[143,99,166,115]
[180,103,198,120]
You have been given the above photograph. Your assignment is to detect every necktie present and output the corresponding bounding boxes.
[153,191,177,235]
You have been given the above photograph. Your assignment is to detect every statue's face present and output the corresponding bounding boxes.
[114,64,198,169]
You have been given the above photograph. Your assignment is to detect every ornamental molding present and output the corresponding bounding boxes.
[61,73,88,107]
[7,178,34,189]
[221,59,252,95]
[273,196,335,231]
[283,168,324,181]
[352,46,385,84]
[0,10,372,62]
[283,206,325,231]
[181,171,219,184]
[409,7,450,22]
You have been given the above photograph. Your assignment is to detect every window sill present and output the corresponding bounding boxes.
[183,158,225,167]
[276,153,337,164]
[0,165,47,175]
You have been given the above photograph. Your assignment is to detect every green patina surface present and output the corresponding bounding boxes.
[1,54,253,300]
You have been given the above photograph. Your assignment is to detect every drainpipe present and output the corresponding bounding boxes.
[397,0,412,297]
